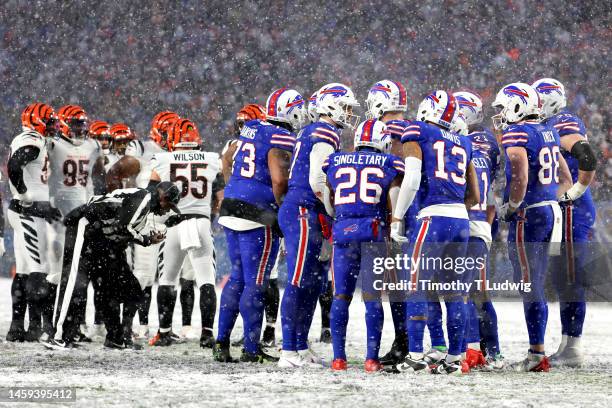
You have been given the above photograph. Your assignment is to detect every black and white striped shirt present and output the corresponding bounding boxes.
[83,188,152,245]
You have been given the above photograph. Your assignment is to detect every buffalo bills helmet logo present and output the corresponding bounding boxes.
[286,95,304,114]
[320,86,348,99]
[503,85,529,104]
[535,82,563,96]
[456,96,478,114]
[426,93,439,109]
[343,224,358,234]
[370,83,392,99]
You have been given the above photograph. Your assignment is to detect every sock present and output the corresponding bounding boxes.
[239,284,266,355]
[524,301,548,347]
[478,300,500,356]
[216,276,244,344]
[406,301,427,354]
[463,300,480,351]
[280,284,300,351]
[365,301,384,361]
[330,297,350,360]
[264,278,280,326]
[157,285,177,331]
[560,301,586,338]
[319,283,333,329]
[42,283,57,335]
[10,273,28,330]
[390,301,406,340]
[199,284,216,335]
[445,300,466,356]
[296,286,320,350]
[138,286,152,326]
[427,300,446,349]
[180,279,195,327]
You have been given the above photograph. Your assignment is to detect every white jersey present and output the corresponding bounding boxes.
[125,139,164,188]
[151,150,221,217]
[47,137,101,214]
[9,130,49,201]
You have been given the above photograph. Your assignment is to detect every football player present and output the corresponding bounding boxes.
[322,119,404,372]
[6,103,62,342]
[107,111,179,338]
[492,82,574,372]
[391,91,480,375]
[47,105,105,341]
[533,78,597,367]
[89,120,112,157]
[365,79,413,366]
[453,92,504,370]
[148,118,220,348]
[278,83,359,368]
[215,88,301,363]
[105,123,135,171]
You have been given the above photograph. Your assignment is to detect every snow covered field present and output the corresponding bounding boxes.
[0,277,611,408]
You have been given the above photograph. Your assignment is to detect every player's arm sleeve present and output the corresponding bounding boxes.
[309,142,335,201]
[393,155,422,220]
[311,127,340,151]
[92,155,107,195]
[270,132,296,152]
[320,158,334,216]
[7,146,40,194]
[388,158,405,216]
[118,190,151,245]
[386,121,408,141]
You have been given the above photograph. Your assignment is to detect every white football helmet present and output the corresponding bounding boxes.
[416,90,458,130]
[307,91,319,123]
[316,83,360,129]
[491,82,540,130]
[450,114,469,136]
[354,119,392,153]
[532,78,567,119]
[453,91,483,127]
[265,88,307,131]
[365,79,408,119]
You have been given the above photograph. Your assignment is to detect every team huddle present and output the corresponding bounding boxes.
[2,77,596,375]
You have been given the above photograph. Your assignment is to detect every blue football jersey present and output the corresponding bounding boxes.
[385,119,412,141]
[544,109,595,223]
[401,121,473,208]
[285,121,341,210]
[323,150,404,220]
[501,121,561,206]
[224,119,295,209]
[468,127,500,222]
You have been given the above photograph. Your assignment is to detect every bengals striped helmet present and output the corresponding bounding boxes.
[167,118,201,151]
[89,120,111,148]
[110,123,136,141]
[150,111,180,148]
[235,104,266,133]
[58,105,89,139]
[21,103,58,136]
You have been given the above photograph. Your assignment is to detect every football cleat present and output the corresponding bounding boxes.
[465,348,487,369]
[513,351,550,372]
[239,346,279,363]
[24,325,42,342]
[365,359,384,373]
[43,338,78,350]
[103,339,125,350]
[73,331,92,343]
[262,326,276,347]
[149,331,185,347]
[424,347,447,367]
[278,351,307,368]
[200,330,215,349]
[6,326,26,342]
[319,328,332,344]
[549,347,584,368]
[484,353,506,371]
[298,348,327,367]
[432,359,467,375]
[123,337,143,351]
[393,355,430,374]
[331,359,348,371]
[212,341,237,363]
[380,337,408,366]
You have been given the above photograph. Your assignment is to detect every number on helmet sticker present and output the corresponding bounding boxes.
[538,146,560,184]
[334,167,384,205]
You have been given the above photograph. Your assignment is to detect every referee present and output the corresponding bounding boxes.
[47,182,180,350]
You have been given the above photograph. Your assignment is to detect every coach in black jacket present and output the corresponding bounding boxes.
[48,182,180,349]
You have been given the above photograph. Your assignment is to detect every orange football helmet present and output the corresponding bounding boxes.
[21,103,58,137]
[58,105,89,139]
[166,118,201,151]
[110,123,136,155]
[89,120,111,149]
[235,104,266,133]
[150,111,180,148]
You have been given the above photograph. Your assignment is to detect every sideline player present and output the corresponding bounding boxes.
[533,78,597,367]
[148,118,220,348]
[278,83,360,368]
[322,119,404,372]
[215,88,301,362]
[6,103,62,342]
[492,82,573,372]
